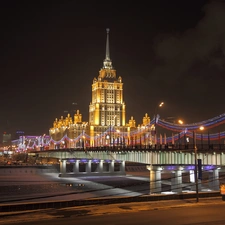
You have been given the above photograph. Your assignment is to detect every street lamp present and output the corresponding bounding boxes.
[109,115,117,147]
[178,119,183,125]
[82,135,86,150]
[199,126,204,131]
[81,122,88,149]
[116,129,120,148]
[143,126,148,149]
[199,126,204,150]
[193,126,204,203]
[177,120,183,147]
[177,119,186,147]
[193,130,199,202]
[154,102,164,147]
[97,134,100,148]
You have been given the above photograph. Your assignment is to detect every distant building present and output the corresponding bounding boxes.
[2,132,11,146]
[15,130,25,140]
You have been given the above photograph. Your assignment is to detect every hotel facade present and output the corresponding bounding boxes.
[49,29,154,149]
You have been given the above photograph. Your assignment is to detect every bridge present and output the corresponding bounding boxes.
[14,112,225,194]
[29,144,225,194]
[13,112,225,152]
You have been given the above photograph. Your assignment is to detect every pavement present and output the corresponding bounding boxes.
[0,196,225,225]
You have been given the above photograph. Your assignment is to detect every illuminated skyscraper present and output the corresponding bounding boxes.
[89,28,125,126]
[49,29,152,148]
[88,28,127,146]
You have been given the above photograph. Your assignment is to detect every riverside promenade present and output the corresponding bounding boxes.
[0,164,223,214]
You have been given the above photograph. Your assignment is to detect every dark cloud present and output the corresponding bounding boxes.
[151,1,225,80]
[134,1,225,124]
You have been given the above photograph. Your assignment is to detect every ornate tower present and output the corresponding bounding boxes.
[47,29,152,149]
[89,28,126,146]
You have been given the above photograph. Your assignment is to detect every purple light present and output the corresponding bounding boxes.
[68,159,75,163]
[80,159,88,163]
[92,159,100,163]
[167,166,175,170]
[204,165,215,170]
[104,159,111,163]
[187,166,195,170]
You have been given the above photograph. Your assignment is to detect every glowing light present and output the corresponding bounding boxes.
[14,112,225,150]
[199,126,204,131]
[178,120,183,124]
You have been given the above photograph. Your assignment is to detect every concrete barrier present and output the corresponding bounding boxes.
[0,191,220,212]
[0,165,58,175]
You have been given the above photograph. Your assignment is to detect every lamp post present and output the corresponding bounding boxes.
[109,115,117,147]
[144,126,147,149]
[199,126,204,150]
[82,135,86,150]
[177,119,185,147]
[97,134,99,148]
[193,125,204,203]
[154,102,164,147]
[109,118,112,147]
[81,122,88,150]
[193,130,199,203]
[116,129,120,149]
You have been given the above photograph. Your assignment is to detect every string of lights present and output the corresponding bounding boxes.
[13,113,225,150]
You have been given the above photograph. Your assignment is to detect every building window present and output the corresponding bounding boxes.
[106,89,114,103]
[101,114,105,126]
[101,90,104,102]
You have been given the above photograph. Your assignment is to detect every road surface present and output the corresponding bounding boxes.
[1,198,225,225]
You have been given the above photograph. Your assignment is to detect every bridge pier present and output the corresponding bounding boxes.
[109,160,115,173]
[171,170,182,193]
[208,169,220,190]
[149,166,162,194]
[73,160,80,174]
[59,159,126,177]
[98,160,104,173]
[147,165,209,194]
[189,170,195,183]
[59,159,67,175]
[120,160,125,174]
[189,170,202,191]
[86,160,92,174]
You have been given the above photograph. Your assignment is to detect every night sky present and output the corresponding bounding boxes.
[1,0,225,138]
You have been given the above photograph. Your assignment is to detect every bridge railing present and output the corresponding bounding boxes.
[40,144,225,152]
[85,144,225,151]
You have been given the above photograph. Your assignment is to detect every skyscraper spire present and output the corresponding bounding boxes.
[103,28,113,69]
[105,28,110,60]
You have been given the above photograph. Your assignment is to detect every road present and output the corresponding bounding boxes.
[1,199,225,225]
